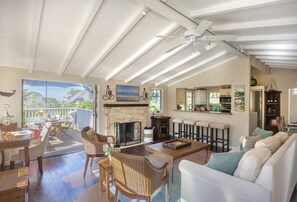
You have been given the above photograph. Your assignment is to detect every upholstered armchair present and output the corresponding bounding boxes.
[9,122,52,174]
[81,126,115,178]
[111,151,169,202]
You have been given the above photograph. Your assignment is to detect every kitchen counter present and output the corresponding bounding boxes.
[173,109,232,115]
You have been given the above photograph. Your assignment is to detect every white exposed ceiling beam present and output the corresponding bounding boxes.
[249,51,297,56]
[27,0,44,73]
[168,56,238,86]
[212,17,297,32]
[261,60,297,65]
[266,62,297,67]
[156,50,227,86]
[105,22,180,81]
[269,65,297,69]
[256,56,297,61]
[236,34,297,42]
[125,41,189,83]
[135,0,247,58]
[141,43,217,85]
[191,0,290,18]
[82,7,147,79]
[58,0,104,76]
[242,44,297,50]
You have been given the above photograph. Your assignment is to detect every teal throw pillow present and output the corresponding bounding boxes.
[252,127,273,139]
[207,150,247,175]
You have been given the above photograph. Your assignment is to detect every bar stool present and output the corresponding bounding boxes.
[195,121,211,143]
[183,120,196,140]
[172,119,183,138]
[210,123,230,152]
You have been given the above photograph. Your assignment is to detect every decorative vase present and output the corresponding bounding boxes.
[251,76,257,86]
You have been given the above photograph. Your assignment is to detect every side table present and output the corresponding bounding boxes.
[0,167,29,202]
[98,157,112,201]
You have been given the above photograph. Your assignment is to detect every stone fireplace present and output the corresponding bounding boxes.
[104,104,149,144]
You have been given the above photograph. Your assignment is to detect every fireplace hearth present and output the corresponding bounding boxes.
[114,121,141,146]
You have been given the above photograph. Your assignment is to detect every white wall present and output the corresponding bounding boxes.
[168,57,251,147]
[0,66,168,134]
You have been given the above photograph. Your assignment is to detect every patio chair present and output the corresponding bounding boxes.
[9,122,52,174]
[111,151,169,202]
[58,120,73,139]
[81,126,115,178]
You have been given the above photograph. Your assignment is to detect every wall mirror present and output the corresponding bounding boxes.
[176,85,231,113]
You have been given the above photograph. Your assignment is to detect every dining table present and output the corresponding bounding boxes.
[34,119,66,137]
[0,130,32,170]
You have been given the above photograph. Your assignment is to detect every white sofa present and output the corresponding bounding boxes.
[179,133,297,202]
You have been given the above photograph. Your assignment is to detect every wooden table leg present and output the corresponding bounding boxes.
[0,150,4,170]
[204,148,209,164]
[24,146,30,167]
[99,165,104,192]
[106,168,110,200]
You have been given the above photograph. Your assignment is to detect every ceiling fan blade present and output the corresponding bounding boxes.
[195,43,207,54]
[204,35,237,41]
[165,43,186,53]
[156,35,180,38]
[195,20,213,36]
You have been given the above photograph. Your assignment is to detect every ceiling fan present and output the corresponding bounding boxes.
[157,20,237,53]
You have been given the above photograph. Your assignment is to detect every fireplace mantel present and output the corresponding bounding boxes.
[103,104,149,108]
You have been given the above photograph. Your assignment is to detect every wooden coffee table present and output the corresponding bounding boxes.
[145,138,210,182]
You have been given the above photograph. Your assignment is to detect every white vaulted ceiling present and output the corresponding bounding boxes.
[0,0,296,86]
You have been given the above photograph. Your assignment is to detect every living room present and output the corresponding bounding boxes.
[0,0,297,202]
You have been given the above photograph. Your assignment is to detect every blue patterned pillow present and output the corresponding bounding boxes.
[207,150,247,175]
[252,127,273,139]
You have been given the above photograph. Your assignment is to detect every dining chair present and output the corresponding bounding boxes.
[276,116,297,134]
[9,122,52,174]
[111,151,169,202]
[81,126,115,178]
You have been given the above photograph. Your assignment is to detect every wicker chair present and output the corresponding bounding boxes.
[81,126,115,178]
[111,151,169,202]
[276,116,297,134]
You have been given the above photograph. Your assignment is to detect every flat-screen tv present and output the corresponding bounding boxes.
[116,85,139,102]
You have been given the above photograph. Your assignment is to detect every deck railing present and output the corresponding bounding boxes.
[23,107,93,130]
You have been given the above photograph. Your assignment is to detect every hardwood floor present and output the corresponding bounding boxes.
[19,145,297,202]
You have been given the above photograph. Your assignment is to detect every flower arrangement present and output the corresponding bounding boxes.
[35,110,45,117]
[105,146,121,156]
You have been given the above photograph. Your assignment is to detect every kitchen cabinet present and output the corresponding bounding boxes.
[195,90,207,105]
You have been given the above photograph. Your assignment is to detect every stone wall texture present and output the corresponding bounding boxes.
[104,106,149,141]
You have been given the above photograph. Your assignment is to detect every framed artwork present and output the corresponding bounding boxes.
[234,84,245,112]
[116,85,139,102]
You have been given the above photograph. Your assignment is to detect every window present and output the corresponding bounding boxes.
[185,91,194,111]
[208,92,220,111]
[149,89,162,112]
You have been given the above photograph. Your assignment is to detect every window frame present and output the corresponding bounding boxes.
[149,88,163,113]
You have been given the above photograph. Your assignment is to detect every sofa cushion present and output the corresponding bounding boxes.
[207,150,247,175]
[252,127,273,139]
[254,136,281,154]
[240,135,260,150]
[234,148,271,182]
[274,132,289,144]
